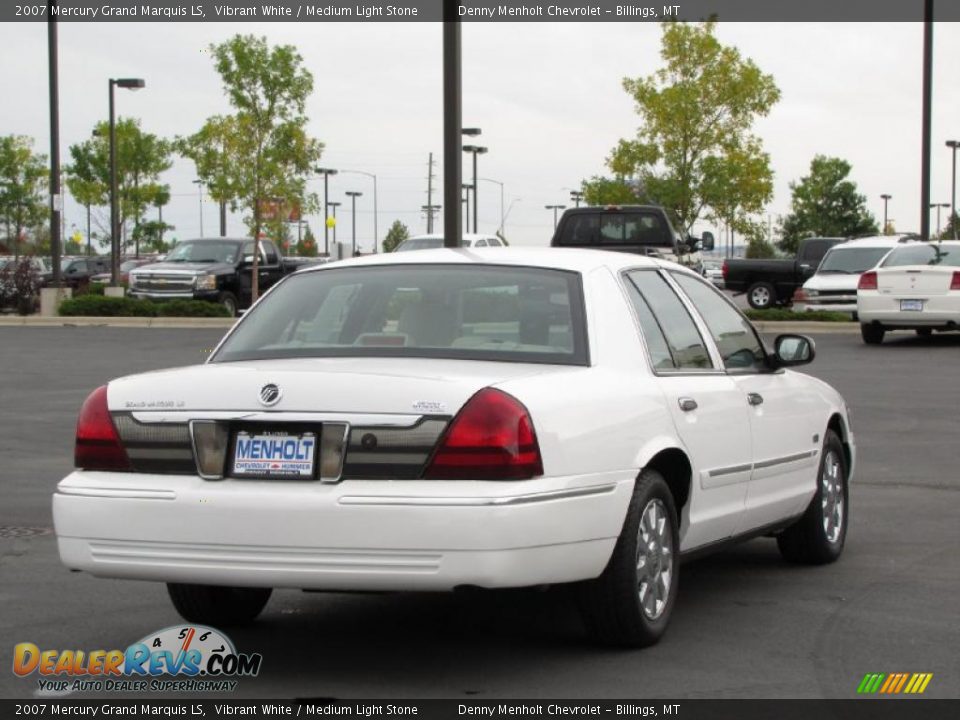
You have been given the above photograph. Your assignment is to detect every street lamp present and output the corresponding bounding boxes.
[340,170,378,253]
[346,191,363,254]
[108,77,145,286]
[461,128,482,137]
[881,194,892,233]
[462,183,473,236]
[947,140,959,239]
[480,178,504,236]
[462,145,487,233]
[315,167,338,256]
[328,201,341,245]
[569,190,585,208]
[192,179,204,238]
[545,204,566,230]
[930,202,950,238]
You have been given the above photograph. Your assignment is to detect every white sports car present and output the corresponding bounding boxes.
[858,241,960,344]
[54,248,854,647]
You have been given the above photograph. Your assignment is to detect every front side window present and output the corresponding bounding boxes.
[625,270,713,370]
[671,272,766,372]
[213,264,588,366]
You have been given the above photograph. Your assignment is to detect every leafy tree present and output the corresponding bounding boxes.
[779,156,879,253]
[65,119,172,253]
[294,225,318,256]
[580,176,642,207]
[0,135,48,260]
[206,34,324,299]
[940,211,959,240]
[132,220,175,254]
[607,21,779,233]
[382,219,410,252]
[175,115,243,233]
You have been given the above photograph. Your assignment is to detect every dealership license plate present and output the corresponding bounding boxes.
[900,299,924,312]
[233,432,317,478]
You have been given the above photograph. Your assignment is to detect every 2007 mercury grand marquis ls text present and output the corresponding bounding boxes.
[54,248,854,647]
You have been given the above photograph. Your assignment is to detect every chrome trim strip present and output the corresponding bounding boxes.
[708,463,753,478]
[132,411,424,427]
[57,488,176,500]
[338,483,617,507]
[753,450,817,470]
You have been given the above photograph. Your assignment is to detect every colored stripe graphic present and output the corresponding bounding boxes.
[858,673,932,694]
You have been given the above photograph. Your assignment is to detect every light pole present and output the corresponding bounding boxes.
[192,179,204,237]
[315,167,338,256]
[480,178,504,237]
[340,170,378,253]
[545,204,566,230]
[328,201,341,245]
[570,190,585,208]
[346,191,362,254]
[931,202,950,238]
[947,140,959,239]
[49,9,63,288]
[462,145,487,233]
[881,194,892,233]
[108,77,144,286]
[462,183,473,235]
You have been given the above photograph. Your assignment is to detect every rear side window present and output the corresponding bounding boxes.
[556,215,600,246]
[625,271,713,370]
[213,264,588,366]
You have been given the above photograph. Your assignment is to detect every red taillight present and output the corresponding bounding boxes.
[951,271,960,291]
[721,261,729,279]
[75,385,130,470]
[423,388,543,480]
[858,271,878,290]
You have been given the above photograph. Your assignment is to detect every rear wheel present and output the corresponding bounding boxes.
[746,282,776,310]
[167,584,271,626]
[915,328,933,338]
[579,469,679,647]
[860,323,885,345]
[217,292,238,317]
[777,430,848,565]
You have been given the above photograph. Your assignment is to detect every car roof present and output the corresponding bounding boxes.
[558,205,664,214]
[297,246,682,276]
[829,235,918,249]
[406,233,501,241]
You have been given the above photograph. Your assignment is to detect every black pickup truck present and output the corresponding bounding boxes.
[128,238,323,316]
[550,205,714,268]
[722,237,844,309]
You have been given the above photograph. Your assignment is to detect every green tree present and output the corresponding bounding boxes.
[607,21,780,233]
[294,224,317,256]
[580,176,642,206]
[779,156,879,253]
[382,219,410,252]
[175,115,243,234]
[207,34,324,300]
[0,135,48,260]
[940,211,959,240]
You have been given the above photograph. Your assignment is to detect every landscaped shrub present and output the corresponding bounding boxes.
[0,258,42,315]
[155,300,231,317]
[58,295,232,318]
[745,309,851,322]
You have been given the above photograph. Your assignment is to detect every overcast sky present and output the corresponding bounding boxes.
[2,20,959,250]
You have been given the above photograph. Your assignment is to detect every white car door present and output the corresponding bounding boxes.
[670,272,821,533]
[623,270,753,550]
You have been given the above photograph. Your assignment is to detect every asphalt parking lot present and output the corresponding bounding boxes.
[1,326,958,699]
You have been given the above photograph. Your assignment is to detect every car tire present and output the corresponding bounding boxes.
[217,292,239,317]
[578,469,680,648]
[167,584,271,626]
[915,328,933,337]
[860,323,885,345]
[746,282,776,310]
[777,430,848,565]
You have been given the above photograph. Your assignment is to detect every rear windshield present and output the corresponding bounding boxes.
[556,212,673,248]
[817,247,890,274]
[881,244,960,268]
[212,264,588,366]
[394,238,444,252]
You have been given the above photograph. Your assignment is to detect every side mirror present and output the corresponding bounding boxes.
[701,231,715,252]
[241,255,255,265]
[772,334,815,368]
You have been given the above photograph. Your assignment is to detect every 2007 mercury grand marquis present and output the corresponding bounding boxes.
[54,248,854,647]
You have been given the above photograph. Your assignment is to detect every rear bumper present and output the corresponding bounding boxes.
[858,293,960,328]
[53,471,633,591]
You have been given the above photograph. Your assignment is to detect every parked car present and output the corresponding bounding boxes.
[857,240,960,344]
[393,233,506,251]
[797,236,917,316]
[44,256,112,290]
[550,205,713,269]
[701,258,724,288]
[128,238,315,316]
[55,248,853,647]
[90,257,157,285]
[722,237,844,309]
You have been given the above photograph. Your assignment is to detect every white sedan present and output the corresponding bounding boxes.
[858,241,960,344]
[54,248,854,647]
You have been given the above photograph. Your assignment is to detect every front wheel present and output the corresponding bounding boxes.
[167,584,272,626]
[217,292,239,317]
[860,323,885,345]
[746,282,776,310]
[777,430,848,565]
[579,469,680,647]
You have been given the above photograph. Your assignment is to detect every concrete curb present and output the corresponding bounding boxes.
[0,316,236,329]
[1,316,862,334]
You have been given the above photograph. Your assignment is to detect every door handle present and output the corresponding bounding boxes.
[747,393,764,406]
[678,397,698,412]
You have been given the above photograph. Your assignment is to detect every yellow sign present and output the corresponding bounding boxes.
[71,230,83,245]
[326,216,336,229]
